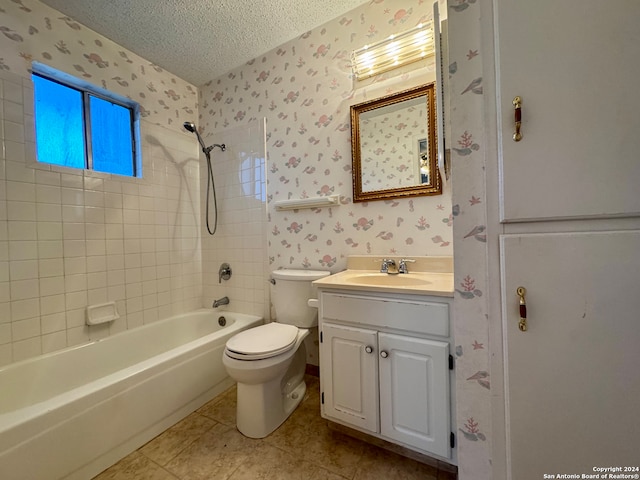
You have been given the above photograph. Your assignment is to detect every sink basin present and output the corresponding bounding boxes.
[342,273,431,287]
[312,256,454,296]
[313,267,454,296]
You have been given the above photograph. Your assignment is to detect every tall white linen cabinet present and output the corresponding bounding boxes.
[484,1,640,479]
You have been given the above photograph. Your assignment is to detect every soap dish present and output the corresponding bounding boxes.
[86,301,120,325]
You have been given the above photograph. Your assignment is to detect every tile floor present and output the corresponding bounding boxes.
[94,375,457,480]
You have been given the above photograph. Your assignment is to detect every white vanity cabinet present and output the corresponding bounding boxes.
[321,322,379,433]
[378,332,449,455]
[318,290,454,461]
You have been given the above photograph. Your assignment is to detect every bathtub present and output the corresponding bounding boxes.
[0,309,262,480]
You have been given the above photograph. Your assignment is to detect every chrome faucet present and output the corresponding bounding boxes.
[398,258,416,274]
[212,296,229,308]
[380,259,396,273]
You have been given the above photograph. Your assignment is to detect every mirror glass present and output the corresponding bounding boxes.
[351,83,441,202]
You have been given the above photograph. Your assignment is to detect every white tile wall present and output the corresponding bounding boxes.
[0,70,205,365]
[201,119,269,321]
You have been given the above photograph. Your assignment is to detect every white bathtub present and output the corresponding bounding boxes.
[0,309,262,480]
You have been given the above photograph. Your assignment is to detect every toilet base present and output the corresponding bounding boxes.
[225,326,310,439]
[236,377,306,438]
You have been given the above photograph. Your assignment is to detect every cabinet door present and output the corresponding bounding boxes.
[495,0,640,222]
[378,333,450,458]
[320,322,379,433]
[501,231,640,479]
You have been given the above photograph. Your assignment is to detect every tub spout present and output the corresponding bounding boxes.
[213,296,230,308]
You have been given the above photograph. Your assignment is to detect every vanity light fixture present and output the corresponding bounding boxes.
[274,195,340,211]
[351,21,435,81]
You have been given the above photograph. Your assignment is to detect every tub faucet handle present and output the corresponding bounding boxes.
[219,263,232,283]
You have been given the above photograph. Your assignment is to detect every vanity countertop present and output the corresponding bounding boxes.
[313,255,454,297]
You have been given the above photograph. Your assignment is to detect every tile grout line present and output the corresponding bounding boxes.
[135,452,180,480]
[138,414,222,477]
[263,440,352,480]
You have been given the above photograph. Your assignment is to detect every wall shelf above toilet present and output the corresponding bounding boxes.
[274,195,340,211]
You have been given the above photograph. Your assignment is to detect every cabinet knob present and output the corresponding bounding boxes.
[365,345,373,354]
[380,350,389,358]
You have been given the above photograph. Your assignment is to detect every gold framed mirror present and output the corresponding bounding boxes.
[351,83,441,202]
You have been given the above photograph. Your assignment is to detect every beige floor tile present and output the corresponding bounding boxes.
[197,384,237,426]
[266,412,366,478]
[227,442,348,480]
[139,412,217,466]
[93,451,178,480]
[353,444,439,480]
[164,422,263,480]
[300,425,368,478]
[264,397,318,450]
[93,374,457,480]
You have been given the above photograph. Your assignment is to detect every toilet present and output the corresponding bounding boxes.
[222,269,330,438]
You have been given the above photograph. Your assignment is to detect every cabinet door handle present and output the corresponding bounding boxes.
[380,350,389,358]
[513,96,523,142]
[517,286,527,331]
[365,345,373,354]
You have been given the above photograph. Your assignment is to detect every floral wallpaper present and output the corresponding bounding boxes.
[447,1,492,479]
[199,0,453,274]
[0,1,197,126]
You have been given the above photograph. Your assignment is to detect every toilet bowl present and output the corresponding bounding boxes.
[223,269,330,438]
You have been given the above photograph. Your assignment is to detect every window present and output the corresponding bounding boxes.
[31,62,140,177]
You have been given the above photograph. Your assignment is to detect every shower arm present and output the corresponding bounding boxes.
[196,133,226,156]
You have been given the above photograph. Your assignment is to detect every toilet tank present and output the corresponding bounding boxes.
[271,269,330,328]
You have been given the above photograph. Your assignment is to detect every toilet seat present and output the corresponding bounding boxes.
[225,323,299,360]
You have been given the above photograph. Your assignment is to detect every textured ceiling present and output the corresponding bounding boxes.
[39,0,368,87]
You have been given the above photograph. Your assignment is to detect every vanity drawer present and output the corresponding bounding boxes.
[321,292,449,337]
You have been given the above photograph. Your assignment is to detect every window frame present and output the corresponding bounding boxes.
[31,61,142,178]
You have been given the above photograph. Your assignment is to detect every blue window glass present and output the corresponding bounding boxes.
[90,96,134,176]
[31,65,139,177]
[33,74,86,169]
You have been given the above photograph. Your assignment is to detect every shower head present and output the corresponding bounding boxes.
[183,121,211,153]
[183,121,226,154]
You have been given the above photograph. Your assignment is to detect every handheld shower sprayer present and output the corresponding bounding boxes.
[182,121,196,133]
[183,121,225,235]
[183,122,225,153]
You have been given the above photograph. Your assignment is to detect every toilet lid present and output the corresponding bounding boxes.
[225,323,299,360]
